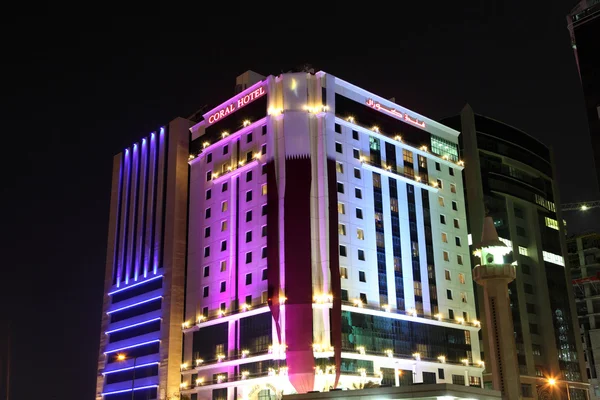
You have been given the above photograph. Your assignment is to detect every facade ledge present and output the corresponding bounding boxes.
[362,162,440,192]
[183,304,270,332]
[104,331,161,353]
[106,288,163,314]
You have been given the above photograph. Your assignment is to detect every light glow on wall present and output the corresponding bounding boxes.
[106,296,162,314]
[108,274,163,295]
[104,339,160,354]
[105,317,161,334]
[543,251,565,266]
[102,361,160,375]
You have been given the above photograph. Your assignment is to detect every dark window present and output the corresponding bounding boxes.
[223,144,229,155]
[261,225,267,237]
[203,286,209,297]
[455,237,461,246]
[203,266,210,278]
[220,281,226,292]
[262,125,267,135]
[354,168,361,179]
[222,182,228,192]
[522,264,531,274]
[529,323,539,334]
[514,207,524,219]
[245,295,252,305]
[526,303,536,314]
[206,171,212,181]
[353,149,360,159]
[335,123,341,133]
[205,208,211,219]
[246,191,253,202]
[220,241,227,251]
[206,189,212,200]
[423,371,436,384]
[446,289,453,300]
[337,182,344,193]
[448,309,454,319]
[207,153,212,163]
[246,252,252,263]
[247,132,253,143]
[435,162,441,171]
[261,164,267,175]
[452,201,458,211]
[438,368,445,379]
[355,188,362,199]
[340,245,347,257]
[245,231,252,243]
[246,171,253,182]
[335,142,343,153]
[356,208,363,219]
[246,273,252,285]
[204,247,210,258]
[449,167,454,176]
[524,283,534,294]
[440,215,446,224]
[261,144,266,155]
[358,249,365,261]
[452,374,465,385]
[360,293,367,304]
[341,289,349,301]
[352,130,359,140]
[261,204,267,216]
[261,247,267,259]
[246,210,252,222]
[204,227,210,238]
[246,151,253,162]
[517,226,527,237]
[262,269,267,280]
[359,271,366,282]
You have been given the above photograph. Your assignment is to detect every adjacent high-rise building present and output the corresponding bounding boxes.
[96,70,486,400]
[567,0,600,191]
[568,232,600,399]
[442,106,589,399]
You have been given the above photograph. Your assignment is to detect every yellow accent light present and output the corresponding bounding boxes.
[117,354,126,361]
[438,355,446,363]
[202,141,210,149]
[372,126,380,133]
[243,120,251,127]
[357,346,366,355]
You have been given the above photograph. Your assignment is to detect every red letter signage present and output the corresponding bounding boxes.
[366,98,426,129]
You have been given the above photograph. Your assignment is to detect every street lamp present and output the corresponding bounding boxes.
[547,377,571,400]
[117,353,138,400]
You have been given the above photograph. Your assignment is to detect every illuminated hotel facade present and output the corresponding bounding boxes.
[96,70,484,400]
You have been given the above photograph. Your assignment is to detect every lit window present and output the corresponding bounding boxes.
[436,179,443,189]
[338,202,345,214]
[357,228,364,240]
[261,291,268,303]
[450,184,456,194]
[443,251,449,262]
[340,267,348,279]
[262,184,267,196]
[458,273,465,284]
[220,260,226,272]
[221,220,227,231]
[336,162,343,173]
[545,217,559,230]
[457,255,463,265]
[339,224,346,236]
[221,201,228,212]
[403,149,413,163]
[438,196,445,207]
[261,225,267,237]
[445,270,451,280]
[461,293,467,303]
[442,232,448,243]
[519,246,528,256]
[543,251,565,266]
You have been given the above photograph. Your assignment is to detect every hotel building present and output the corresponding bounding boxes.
[569,232,600,399]
[96,70,484,400]
[442,106,589,399]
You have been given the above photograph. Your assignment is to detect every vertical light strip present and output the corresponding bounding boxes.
[144,132,157,278]
[135,138,148,281]
[126,143,139,284]
[153,127,166,274]
[117,148,131,287]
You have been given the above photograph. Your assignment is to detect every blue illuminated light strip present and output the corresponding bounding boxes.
[106,296,163,315]
[102,361,159,375]
[105,317,162,334]
[102,384,158,396]
[108,274,163,295]
[104,339,160,354]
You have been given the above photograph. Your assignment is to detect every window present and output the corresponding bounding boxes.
[262,125,267,135]
[339,224,346,236]
[220,260,226,272]
[261,204,267,216]
[455,236,461,246]
[524,283,534,294]
[339,245,347,257]
[203,266,210,278]
[261,184,267,196]
[457,255,463,265]
[522,263,530,274]
[204,246,210,258]
[337,182,344,193]
[261,144,266,155]
[357,228,364,240]
[221,220,227,231]
[336,162,343,173]
[223,144,229,155]
[245,231,252,243]
[461,292,467,303]
[335,123,341,133]
[458,273,465,284]
[222,182,228,192]
[436,179,442,188]
[529,323,539,334]
[438,196,445,207]
[245,252,252,264]
[355,188,362,199]
[450,184,456,193]
[261,164,266,175]
[441,232,448,243]
[261,225,267,237]
[262,246,267,259]
[354,168,361,179]
[262,269,267,280]
[545,217,559,230]
[220,281,226,292]
[443,251,449,262]
[247,132,253,143]
[338,202,345,214]
[402,149,413,163]
[519,246,528,256]
[438,368,445,379]
[356,208,363,219]
[335,142,343,153]
[246,151,253,162]
[340,267,348,279]
[353,149,360,159]
[245,295,252,306]
[202,307,208,318]
[205,208,212,219]
[246,210,253,222]
[448,309,454,320]
[341,289,349,301]
[440,214,446,224]
[452,201,458,211]
[261,291,268,303]
[207,153,213,163]
[246,171,253,182]
[246,190,253,202]
[521,384,533,398]
[220,240,227,251]
[359,271,366,282]
[517,226,527,237]
[446,289,453,300]
[207,171,213,182]
[445,270,451,280]
[358,249,365,261]
[204,226,211,238]
[206,189,212,200]
[449,167,454,176]
[435,162,441,171]
[203,286,209,297]
[453,219,460,229]
[221,201,228,212]
[245,273,252,285]
[526,303,536,314]
[360,293,367,304]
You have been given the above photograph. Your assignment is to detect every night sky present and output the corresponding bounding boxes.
[2,5,598,400]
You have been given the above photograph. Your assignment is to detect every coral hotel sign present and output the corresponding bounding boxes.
[207,85,266,125]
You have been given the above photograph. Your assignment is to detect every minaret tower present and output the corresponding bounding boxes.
[473,215,521,399]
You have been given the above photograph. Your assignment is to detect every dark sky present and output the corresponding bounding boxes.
[1,4,598,400]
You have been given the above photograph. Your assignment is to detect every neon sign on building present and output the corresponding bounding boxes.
[207,86,266,125]
[366,98,426,129]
